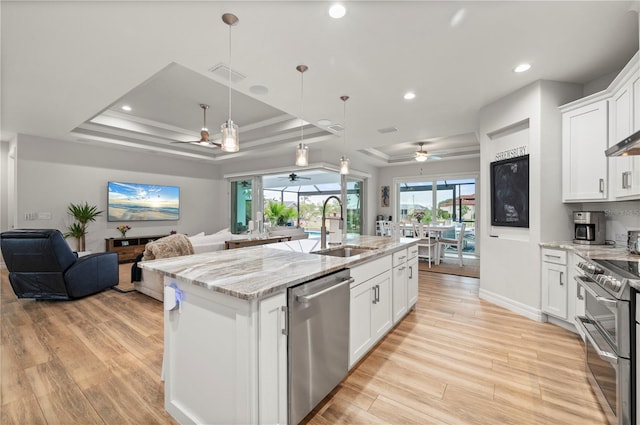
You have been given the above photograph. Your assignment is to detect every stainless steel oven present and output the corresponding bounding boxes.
[575,258,633,425]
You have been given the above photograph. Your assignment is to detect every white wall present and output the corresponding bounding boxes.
[14,135,225,253]
[0,141,8,232]
[477,80,582,320]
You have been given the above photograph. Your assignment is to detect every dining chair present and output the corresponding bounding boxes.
[416,223,438,268]
[437,222,466,267]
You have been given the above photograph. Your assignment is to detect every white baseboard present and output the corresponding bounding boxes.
[478,288,544,322]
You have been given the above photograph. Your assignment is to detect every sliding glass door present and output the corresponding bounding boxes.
[397,177,476,255]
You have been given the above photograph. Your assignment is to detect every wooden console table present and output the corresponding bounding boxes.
[224,235,291,250]
[106,234,169,263]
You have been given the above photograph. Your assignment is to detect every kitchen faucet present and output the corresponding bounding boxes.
[321,195,344,249]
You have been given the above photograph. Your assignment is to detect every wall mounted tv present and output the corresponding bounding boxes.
[107,181,180,222]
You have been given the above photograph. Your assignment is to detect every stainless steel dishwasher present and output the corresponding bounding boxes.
[288,269,352,425]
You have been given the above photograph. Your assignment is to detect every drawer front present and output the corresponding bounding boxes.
[350,255,392,286]
[392,249,408,267]
[407,244,419,260]
[541,248,567,265]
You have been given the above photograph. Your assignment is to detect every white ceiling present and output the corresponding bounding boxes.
[2,1,638,166]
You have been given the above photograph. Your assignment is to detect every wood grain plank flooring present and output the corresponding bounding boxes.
[1,264,607,424]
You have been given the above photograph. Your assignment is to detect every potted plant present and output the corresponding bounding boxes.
[63,201,103,251]
[264,200,298,227]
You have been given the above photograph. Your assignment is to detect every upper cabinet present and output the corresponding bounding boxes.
[561,51,639,203]
[561,100,609,202]
[610,67,640,199]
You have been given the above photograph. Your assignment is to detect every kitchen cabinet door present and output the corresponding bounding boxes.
[610,70,640,199]
[371,271,393,341]
[258,292,287,425]
[407,256,419,308]
[562,100,609,202]
[392,263,408,324]
[541,262,568,320]
[349,278,374,368]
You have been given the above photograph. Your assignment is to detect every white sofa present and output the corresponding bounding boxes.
[134,229,298,301]
[134,231,231,301]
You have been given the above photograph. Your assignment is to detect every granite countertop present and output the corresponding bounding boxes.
[540,241,640,261]
[140,235,418,300]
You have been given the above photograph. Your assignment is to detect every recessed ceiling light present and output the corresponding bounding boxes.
[121,105,132,112]
[404,92,416,100]
[450,8,466,27]
[329,4,346,19]
[514,63,531,73]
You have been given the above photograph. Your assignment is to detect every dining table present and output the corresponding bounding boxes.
[417,223,455,265]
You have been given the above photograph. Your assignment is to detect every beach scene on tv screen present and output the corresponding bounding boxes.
[108,181,180,221]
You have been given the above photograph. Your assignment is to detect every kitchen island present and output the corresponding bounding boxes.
[140,235,419,425]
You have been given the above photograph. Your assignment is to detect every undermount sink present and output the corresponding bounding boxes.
[313,245,377,258]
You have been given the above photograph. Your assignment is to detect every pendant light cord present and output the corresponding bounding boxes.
[300,71,304,142]
[228,23,232,121]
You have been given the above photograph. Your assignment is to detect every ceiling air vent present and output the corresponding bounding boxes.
[328,124,344,133]
[377,126,398,134]
[209,63,246,83]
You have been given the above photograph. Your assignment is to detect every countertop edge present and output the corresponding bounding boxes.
[142,236,419,300]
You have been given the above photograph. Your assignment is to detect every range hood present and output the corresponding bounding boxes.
[605,129,640,157]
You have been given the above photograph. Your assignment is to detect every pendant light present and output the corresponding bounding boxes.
[221,13,239,152]
[295,64,309,167]
[339,95,350,175]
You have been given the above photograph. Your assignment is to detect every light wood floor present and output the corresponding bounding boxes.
[1,267,606,424]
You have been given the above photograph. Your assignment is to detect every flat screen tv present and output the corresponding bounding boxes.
[108,181,180,222]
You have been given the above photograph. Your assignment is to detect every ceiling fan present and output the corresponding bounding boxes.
[172,104,222,147]
[278,173,311,182]
[415,142,445,162]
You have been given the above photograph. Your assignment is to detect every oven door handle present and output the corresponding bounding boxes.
[574,276,618,309]
[575,317,618,364]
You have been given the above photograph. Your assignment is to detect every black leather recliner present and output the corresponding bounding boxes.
[0,229,119,300]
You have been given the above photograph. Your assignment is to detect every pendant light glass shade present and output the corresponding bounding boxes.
[340,156,350,175]
[221,13,239,153]
[296,143,309,166]
[339,95,350,175]
[221,119,239,152]
[295,64,309,167]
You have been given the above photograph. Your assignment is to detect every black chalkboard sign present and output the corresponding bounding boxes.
[490,155,529,228]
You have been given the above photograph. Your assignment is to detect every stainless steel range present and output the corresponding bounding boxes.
[575,257,635,425]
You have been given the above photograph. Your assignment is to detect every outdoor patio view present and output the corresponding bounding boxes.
[398,178,476,256]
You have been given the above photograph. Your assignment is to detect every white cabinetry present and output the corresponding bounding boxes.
[392,249,409,324]
[349,255,393,369]
[407,245,419,308]
[258,292,287,425]
[163,279,286,425]
[541,248,568,320]
[610,67,640,199]
[561,100,609,202]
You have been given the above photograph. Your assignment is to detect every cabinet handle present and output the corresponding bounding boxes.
[577,284,584,301]
[376,285,380,303]
[409,265,413,279]
[545,254,562,259]
[398,255,406,260]
[281,306,288,336]
[622,172,628,189]
[599,178,605,193]
[398,266,406,271]
[628,171,632,189]
[372,286,378,304]
[559,271,564,286]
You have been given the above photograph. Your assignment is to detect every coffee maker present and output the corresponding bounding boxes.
[573,211,605,245]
